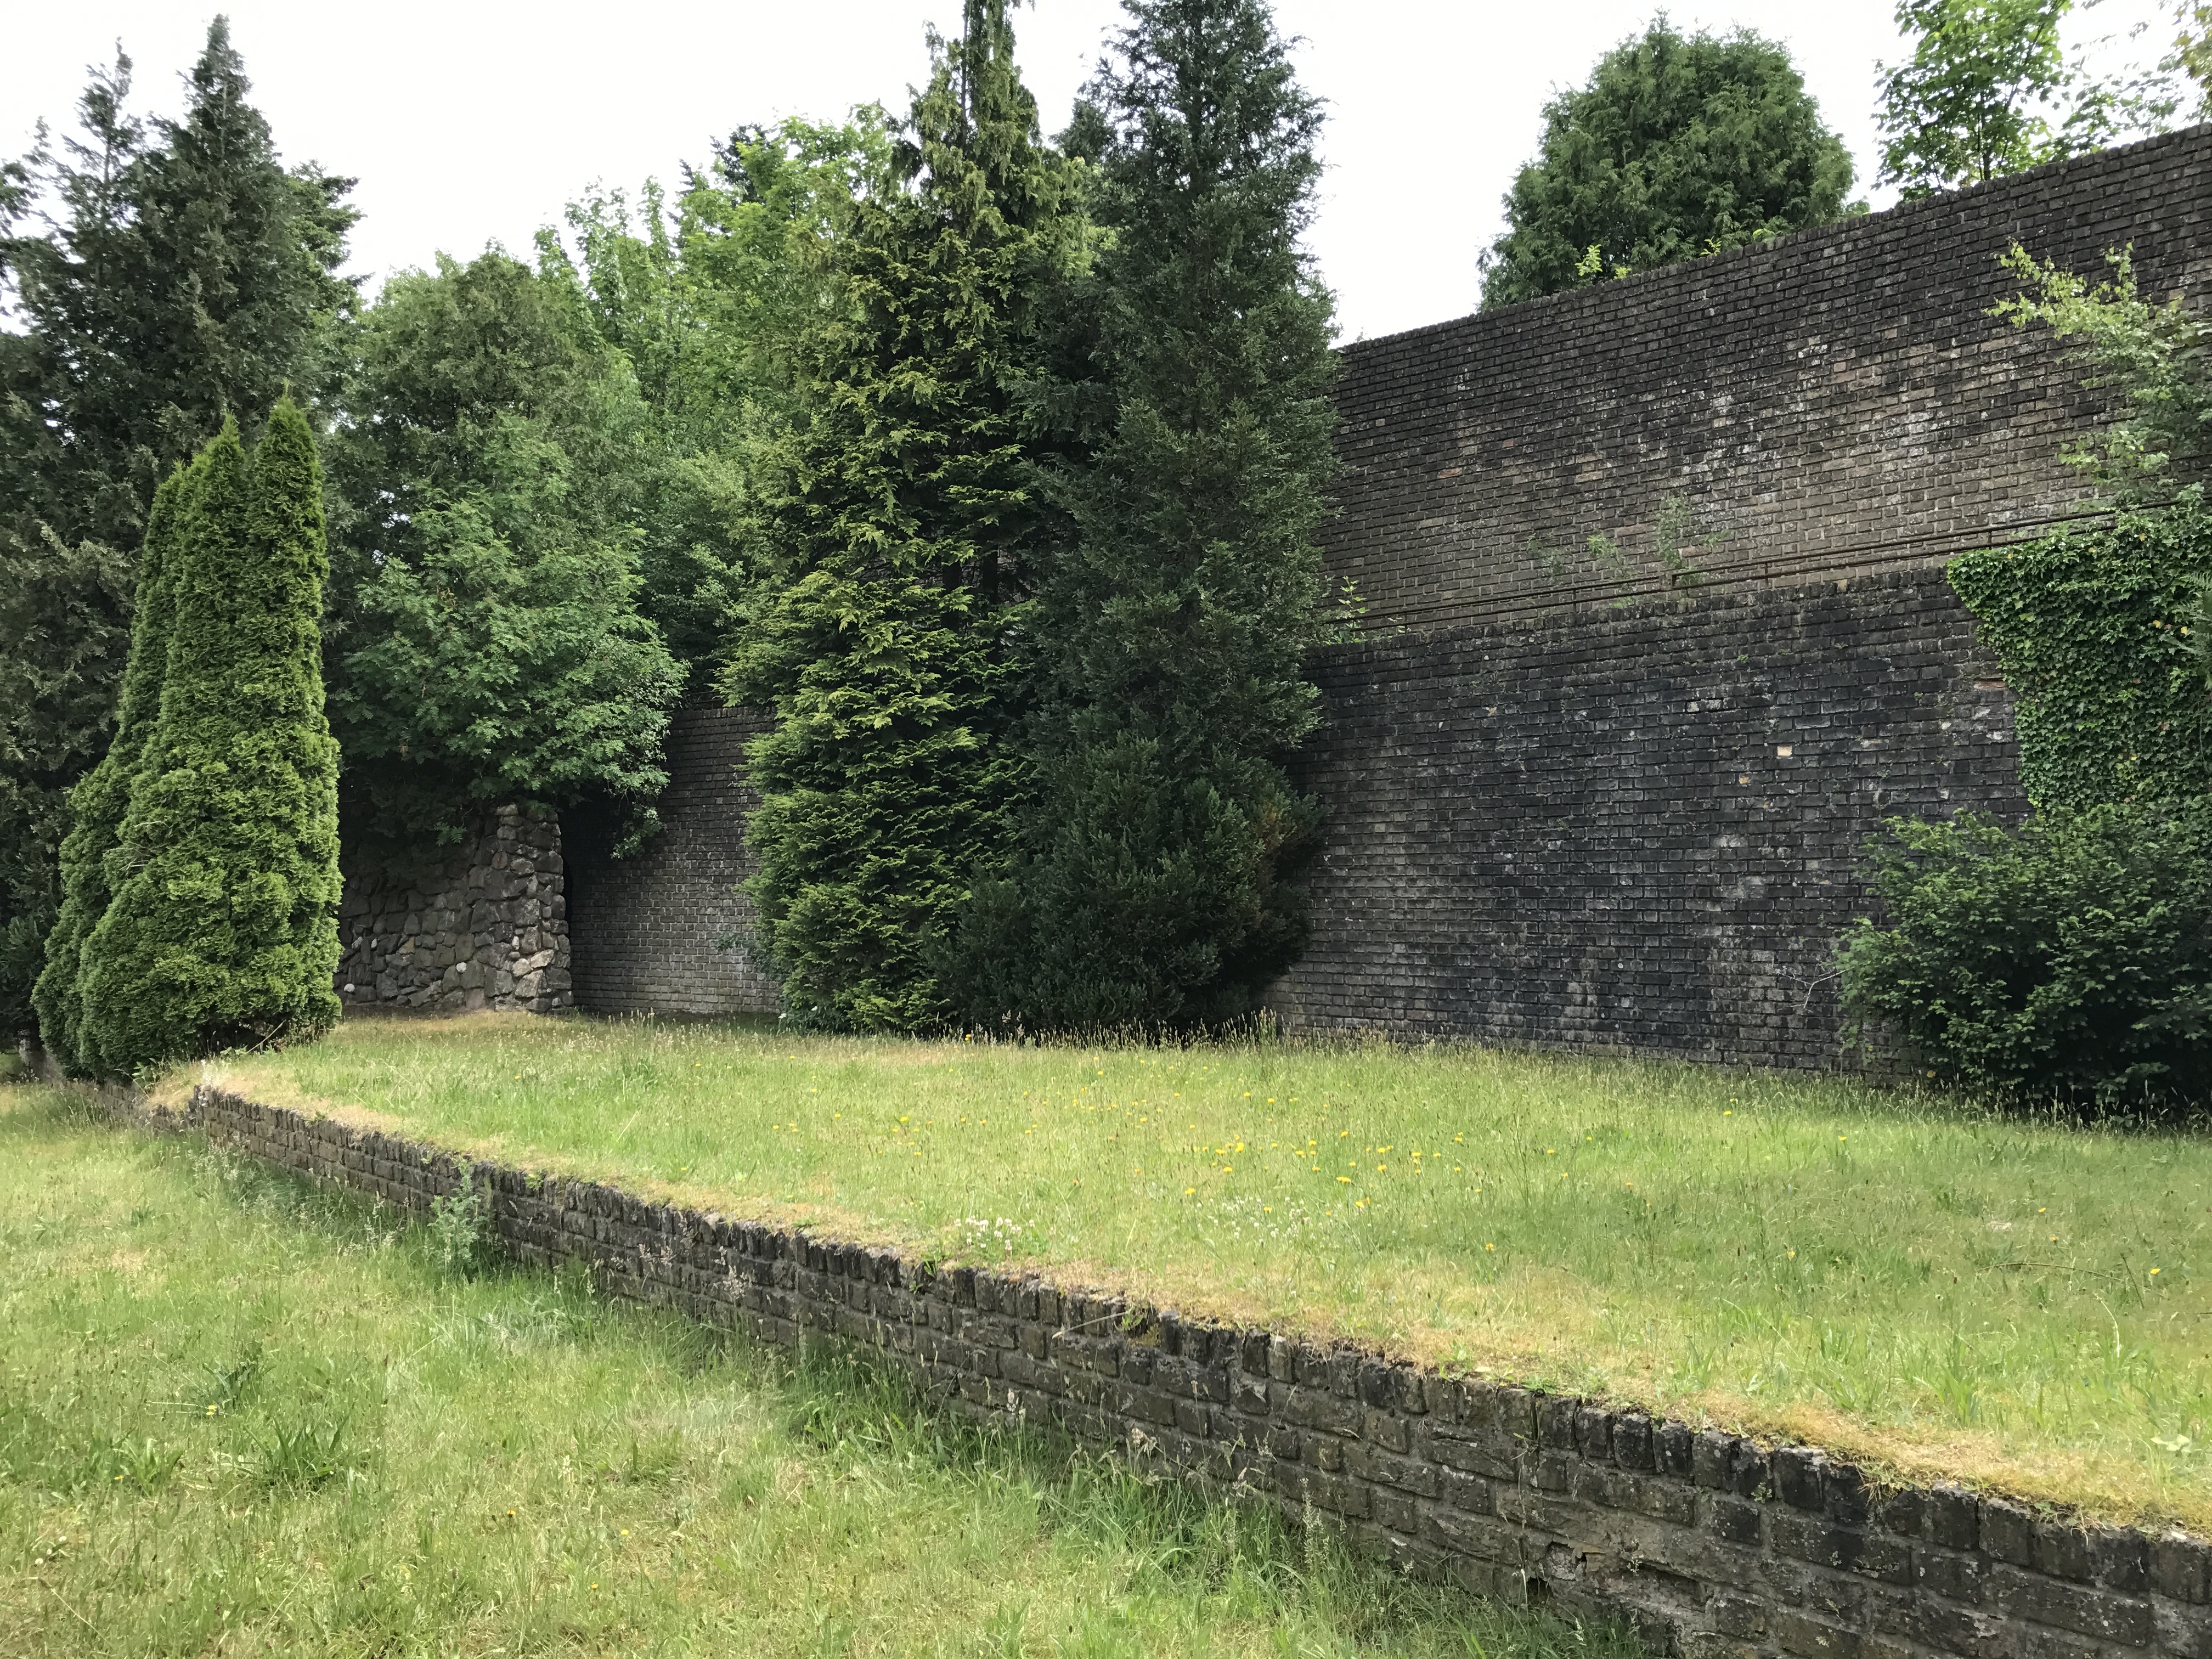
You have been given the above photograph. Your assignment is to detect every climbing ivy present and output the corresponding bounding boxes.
[1947,505,2212,810]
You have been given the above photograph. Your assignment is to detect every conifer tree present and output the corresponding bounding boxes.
[31,464,193,1073]
[78,402,342,1076]
[945,0,1339,1031]
[723,1,1076,1031]
[0,21,354,1038]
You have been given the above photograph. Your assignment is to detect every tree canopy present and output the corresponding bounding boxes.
[722,0,1081,1031]
[1480,19,1858,308]
[321,250,682,852]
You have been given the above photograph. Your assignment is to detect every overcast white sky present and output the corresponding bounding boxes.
[0,1,2183,342]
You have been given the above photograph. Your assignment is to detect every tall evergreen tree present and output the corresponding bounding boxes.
[78,403,342,1077]
[0,21,355,1038]
[1480,20,1857,307]
[945,0,1338,1031]
[721,2,1079,1032]
[31,464,192,1073]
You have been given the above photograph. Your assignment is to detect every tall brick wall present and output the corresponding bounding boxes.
[544,134,2212,1049]
[565,707,780,1017]
[1270,569,2027,1065]
[1325,126,2212,633]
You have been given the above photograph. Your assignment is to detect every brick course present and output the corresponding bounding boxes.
[1325,126,2212,633]
[565,707,780,1016]
[1272,567,2027,1065]
[166,1084,2212,1659]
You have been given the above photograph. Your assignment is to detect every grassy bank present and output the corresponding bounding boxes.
[0,1081,1637,1657]
[200,1016,2212,1532]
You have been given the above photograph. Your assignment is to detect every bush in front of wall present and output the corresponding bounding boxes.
[1838,803,2212,1113]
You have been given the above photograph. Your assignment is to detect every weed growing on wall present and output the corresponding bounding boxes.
[428,1170,498,1279]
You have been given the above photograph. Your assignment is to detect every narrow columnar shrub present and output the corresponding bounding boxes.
[77,402,342,1076]
[1839,804,2212,1111]
[32,464,193,1073]
[723,0,1076,1032]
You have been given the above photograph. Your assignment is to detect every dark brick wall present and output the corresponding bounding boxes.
[1326,125,2212,632]
[549,134,2212,1050]
[565,707,780,1016]
[1272,568,2027,1065]
[172,1085,2212,1659]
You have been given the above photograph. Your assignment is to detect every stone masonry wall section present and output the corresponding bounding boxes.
[172,1085,2212,1659]
[337,806,573,1015]
[1272,568,2025,1065]
[1325,125,2212,633]
[565,707,780,1017]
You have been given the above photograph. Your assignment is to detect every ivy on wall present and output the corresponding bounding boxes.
[1948,505,2212,810]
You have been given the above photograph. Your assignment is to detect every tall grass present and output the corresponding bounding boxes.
[0,1081,1642,1656]
[205,1015,2212,1530]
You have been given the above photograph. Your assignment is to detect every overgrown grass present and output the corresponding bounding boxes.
[201,1016,2212,1531]
[0,1081,1640,1657]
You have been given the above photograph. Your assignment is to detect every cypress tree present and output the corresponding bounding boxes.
[946,0,1339,1031]
[78,402,342,1076]
[722,1,1076,1031]
[31,463,194,1072]
[0,21,354,1039]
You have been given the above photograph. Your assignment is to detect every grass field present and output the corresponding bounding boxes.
[195,1015,2212,1533]
[0,1081,1643,1657]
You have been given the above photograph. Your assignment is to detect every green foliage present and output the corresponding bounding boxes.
[322,251,681,849]
[1480,20,1857,308]
[1877,0,2072,193]
[76,404,342,1077]
[1876,0,2180,198]
[946,0,1337,1031]
[0,23,354,1037]
[723,2,1079,1032]
[546,114,892,665]
[1946,509,2212,809]
[1839,804,2212,1109]
[427,1171,498,1279]
[31,469,188,1073]
[2177,2,2212,115]
[1994,243,2212,505]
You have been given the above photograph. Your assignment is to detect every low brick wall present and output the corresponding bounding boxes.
[168,1085,2210,1659]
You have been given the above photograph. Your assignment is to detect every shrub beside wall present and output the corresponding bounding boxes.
[1843,510,2212,1107]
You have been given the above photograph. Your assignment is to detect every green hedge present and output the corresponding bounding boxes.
[1842,507,2212,1108]
[1839,805,2212,1110]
